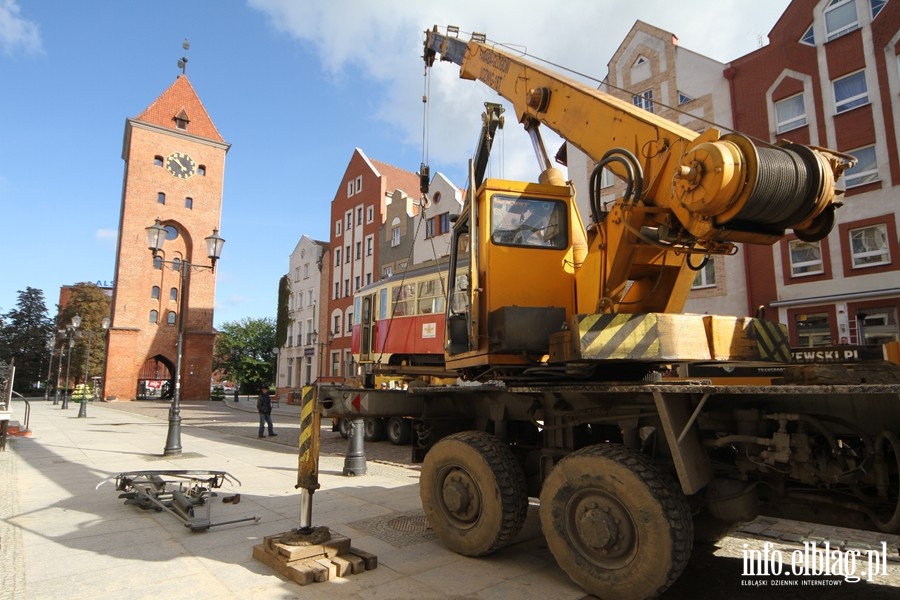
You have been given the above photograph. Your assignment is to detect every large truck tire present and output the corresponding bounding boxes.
[338,417,350,439]
[539,444,692,600]
[420,431,528,556]
[364,417,386,442]
[386,417,412,445]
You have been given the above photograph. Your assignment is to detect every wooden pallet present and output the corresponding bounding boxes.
[252,527,377,586]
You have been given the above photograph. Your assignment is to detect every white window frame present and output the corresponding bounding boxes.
[335,220,342,237]
[833,70,868,114]
[347,181,354,197]
[691,259,716,290]
[850,223,890,268]
[788,239,824,276]
[824,0,859,41]
[775,94,807,133]
[391,226,401,247]
[844,145,878,188]
[366,205,374,224]
[355,176,362,193]
[633,89,653,113]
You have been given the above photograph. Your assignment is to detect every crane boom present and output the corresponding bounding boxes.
[424,26,852,245]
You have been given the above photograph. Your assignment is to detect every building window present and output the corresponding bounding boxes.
[171,257,181,272]
[151,286,160,299]
[335,220,342,236]
[633,89,653,113]
[366,235,373,256]
[157,192,166,205]
[198,165,206,176]
[844,146,878,187]
[170,287,177,301]
[286,357,293,386]
[344,279,350,296]
[858,307,899,344]
[366,273,372,285]
[800,24,815,45]
[346,310,353,333]
[355,176,362,193]
[691,260,716,289]
[347,181,354,197]
[355,275,360,290]
[788,240,824,276]
[149,310,158,324]
[345,245,351,263]
[303,263,310,278]
[333,315,341,335]
[599,167,615,188]
[391,226,400,247]
[366,206,374,223]
[153,255,163,270]
[334,282,340,299]
[167,310,177,325]
[154,155,164,167]
[185,197,193,209]
[357,206,363,224]
[850,223,890,268]
[775,94,807,133]
[824,0,859,41]
[833,70,868,113]
[871,0,887,18]
[335,248,341,266]
[425,218,435,239]
[383,265,393,278]
[307,290,314,305]
[355,241,361,260]
[677,91,694,105]
[346,211,352,229]
[440,213,450,235]
[795,312,831,347]
[331,351,341,377]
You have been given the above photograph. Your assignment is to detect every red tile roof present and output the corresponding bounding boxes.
[134,75,225,143]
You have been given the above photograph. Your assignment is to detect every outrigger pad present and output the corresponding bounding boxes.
[96,470,260,532]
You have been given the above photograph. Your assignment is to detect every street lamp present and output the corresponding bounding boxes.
[61,316,80,409]
[77,316,110,419]
[146,218,225,456]
[45,333,56,402]
[272,346,279,391]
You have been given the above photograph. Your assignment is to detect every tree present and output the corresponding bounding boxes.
[275,275,291,348]
[0,287,54,393]
[57,283,112,386]
[213,317,276,393]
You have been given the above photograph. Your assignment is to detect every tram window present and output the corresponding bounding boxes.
[417,278,445,314]
[392,283,416,316]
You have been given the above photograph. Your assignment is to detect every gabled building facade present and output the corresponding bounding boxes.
[325,148,419,382]
[728,0,900,345]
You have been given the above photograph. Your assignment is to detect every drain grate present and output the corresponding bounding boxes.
[388,513,430,533]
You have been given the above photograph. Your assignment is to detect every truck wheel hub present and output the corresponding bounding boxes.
[441,470,480,522]
[579,509,618,549]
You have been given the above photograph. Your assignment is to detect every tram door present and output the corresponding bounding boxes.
[359,293,375,362]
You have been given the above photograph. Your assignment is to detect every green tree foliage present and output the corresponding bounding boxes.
[213,317,276,393]
[275,275,291,348]
[0,287,54,392]
[57,283,112,386]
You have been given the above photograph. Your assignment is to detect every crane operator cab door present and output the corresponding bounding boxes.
[445,178,579,372]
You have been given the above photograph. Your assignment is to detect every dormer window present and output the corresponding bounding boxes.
[174,109,190,131]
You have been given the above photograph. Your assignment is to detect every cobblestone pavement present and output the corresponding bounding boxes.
[62,399,900,597]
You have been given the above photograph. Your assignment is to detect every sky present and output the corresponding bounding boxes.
[0,0,791,327]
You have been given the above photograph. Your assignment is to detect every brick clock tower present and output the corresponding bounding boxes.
[104,74,230,401]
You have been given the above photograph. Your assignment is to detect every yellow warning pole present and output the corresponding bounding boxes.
[296,385,320,531]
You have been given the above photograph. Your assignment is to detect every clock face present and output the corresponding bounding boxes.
[165,152,196,179]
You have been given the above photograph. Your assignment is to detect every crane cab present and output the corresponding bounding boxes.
[445,178,585,374]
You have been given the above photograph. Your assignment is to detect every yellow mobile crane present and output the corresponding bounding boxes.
[315,27,900,599]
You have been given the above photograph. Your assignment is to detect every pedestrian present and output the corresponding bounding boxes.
[257,386,277,438]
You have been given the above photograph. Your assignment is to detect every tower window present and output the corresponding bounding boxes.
[167,310,177,325]
[185,197,193,209]
[151,286,160,299]
[170,287,178,301]
[157,192,166,205]
[149,310,159,324]
[197,165,206,176]
[153,255,163,270]
[154,156,164,167]
[174,109,190,131]
[172,257,182,272]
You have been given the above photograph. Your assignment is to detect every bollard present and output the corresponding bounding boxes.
[342,418,367,476]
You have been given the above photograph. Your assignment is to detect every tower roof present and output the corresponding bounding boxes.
[133,75,225,143]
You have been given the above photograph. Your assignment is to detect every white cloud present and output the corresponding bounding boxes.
[0,0,41,55]
[248,0,788,182]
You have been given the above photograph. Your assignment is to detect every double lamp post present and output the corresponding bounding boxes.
[146,218,225,457]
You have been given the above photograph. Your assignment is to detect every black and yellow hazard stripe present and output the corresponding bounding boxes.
[752,319,791,363]
[576,313,661,360]
[297,386,320,491]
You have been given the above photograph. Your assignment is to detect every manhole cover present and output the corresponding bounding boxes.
[388,514,430,533]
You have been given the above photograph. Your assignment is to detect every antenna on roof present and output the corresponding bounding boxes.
[177,39,190,75]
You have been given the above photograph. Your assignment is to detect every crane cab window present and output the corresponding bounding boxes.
[490,196,567,249]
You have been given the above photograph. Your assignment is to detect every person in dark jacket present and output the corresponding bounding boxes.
[257,386,277,438]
